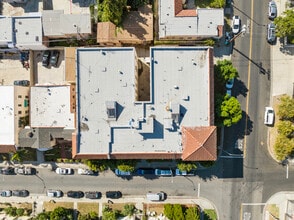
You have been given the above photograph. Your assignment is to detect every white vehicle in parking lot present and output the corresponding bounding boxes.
[264,107,275,125]
[55,167,73,175]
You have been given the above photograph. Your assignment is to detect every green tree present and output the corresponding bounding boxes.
[274,9,294,38]
[4,207,17,216]
[78,212,99,220]
[277,120,294,138]
[214,60,239,82]
[122,204,136,216]
[209,0,225,8]
[34,212,50,220]
[102,206,118,220]
[177,162,197,172]
[185,207,200,220]
[277,95,294,121]
[164,204,174,220]
[50,207,73,220]
[117,164,135,172]
[173,204,184,220]
[127,0,147,10]
[98,0,127,26]
[218,95,242,127]
[274,134,294,161]
[16,208,25,216]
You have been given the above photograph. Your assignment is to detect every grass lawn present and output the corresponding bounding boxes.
[195,0,214,8]
[203,209,217,220]
[103,203,134,212]
[43,202,73,212]
[77,202,99,215]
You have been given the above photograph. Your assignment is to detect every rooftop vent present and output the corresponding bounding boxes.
[106,101,117,121]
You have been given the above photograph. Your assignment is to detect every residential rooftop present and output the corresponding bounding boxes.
[158,0,224,39]
[0,86,15,145]
[30,85,75,129]
[75,47,216,160]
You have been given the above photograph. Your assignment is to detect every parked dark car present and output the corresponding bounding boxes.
[42,50,51,67]
[135,168,155,175]
[0,167,15,175]
[12,190,29,197]
[85,191,102,199]
[14,80,30,87]
[67,191,84,198]
[50,50,60,67]
[106,191,122,199]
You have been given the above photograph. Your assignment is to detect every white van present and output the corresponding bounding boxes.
[264,107,274,125]
[146,192,165,201]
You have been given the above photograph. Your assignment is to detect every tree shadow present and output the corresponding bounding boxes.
[233,78,248,97]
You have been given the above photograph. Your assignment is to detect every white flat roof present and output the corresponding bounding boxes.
[159,0,223,38]
[0,86,15,145]
[13,14,43,46]
[30,86,75,129]
[0,16,13,45]
[76,47,212,155]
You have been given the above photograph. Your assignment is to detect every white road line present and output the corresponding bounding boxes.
[197,183,200,198]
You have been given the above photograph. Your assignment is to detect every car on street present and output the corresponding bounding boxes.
[106,191,122,199]
[47,189,63,198]
[67,191,84,198]
[175,169,195,176]
[12,190,29,197]
[1,167,15,175]
[50,50,60,67]
[268,1,277,19]
[85,191,102,199]
[226,78,235,89]
[267,22,276,44]
[264,107,275,125]
[14,80,30,87]
[42,50,51,67]
[77,168,94,175]
[55,167,73,175]
[14,166,33,175]
[114,169,131,176]
[231,15,241,34]
[155,169,173,176]
[224,31,233,45]
[135,168,155,175]
[0,190,12,197]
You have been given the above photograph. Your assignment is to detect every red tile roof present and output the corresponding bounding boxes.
[0,145,16,153]
[181,126,217,161]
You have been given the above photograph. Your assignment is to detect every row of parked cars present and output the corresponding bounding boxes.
[0,189,122,199]
[0,166,35,175]
[42,50,60,67]
[115,168,196,176]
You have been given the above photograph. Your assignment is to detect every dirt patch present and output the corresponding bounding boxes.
[103,202,135,212]
[143,203,164,216]
[268,95,283,161]
[43,201,74,212]
[77,202,99,215]
[0,202,32,210]
[265,204,279,220]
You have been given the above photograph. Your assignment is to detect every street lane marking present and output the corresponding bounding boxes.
[244,0,255,159]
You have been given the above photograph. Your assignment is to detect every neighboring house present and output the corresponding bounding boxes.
[18,85,75,150]
[0,86,29,153]
[97,5,153,46]
[73,46,216,161]
[0,13,46,50]
[158,0,224,40]
[42,10,91,39]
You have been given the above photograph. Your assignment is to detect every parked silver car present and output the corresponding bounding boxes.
[47,189,63,198]
[0,190,12,197]
[14,166,33,175]
[267,22,276,43]
[268,1,277,19]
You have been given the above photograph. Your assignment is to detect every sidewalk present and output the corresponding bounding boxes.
[263,192,294,220]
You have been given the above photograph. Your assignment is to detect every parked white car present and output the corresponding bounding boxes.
[232,15,241,34]
[77,168,94,175]
[55,167,73,175]
[14,166,33,175]
[264,107,275,125]
[47,189,63,198]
